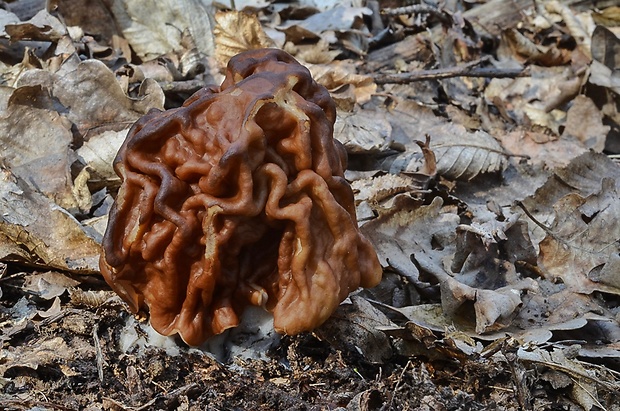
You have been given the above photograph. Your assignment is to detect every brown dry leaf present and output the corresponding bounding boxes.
[544,1,592,56]
[0,337,87,376]
[515,283,608,334]
[517,152,620,294]
[0,167,100,273]
[316,296,394,364]
[497,129,587,168]
[427,207,539,334]
[561,95,609,152]
[52,0,120,45]
[108,0,214,61]
[589,25,620,95]
[381,100,507,180]
[4,10,66,42]
[278,5,371,44]
[77,129,129,184]
[439,273,537,334]
[285,39,340,64]
[361,196,459,283]
[592,6,620,26]
[518,152,620,244]
[485,66,584,132]
[518,346,616,410]
[22,271,80,299]
[52,60,165,137]
[214,11,275,66]
[36,296,62,318]
[502,28,571,66]
[538,177,620,295]
[308,61,376,106]
[334,108,391,153]
[351,174,420,205]
[387,303,588,344]
[0,84,77,211]
[2,60,163,215]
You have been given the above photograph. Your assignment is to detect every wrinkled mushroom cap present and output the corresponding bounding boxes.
[100,48,382,346]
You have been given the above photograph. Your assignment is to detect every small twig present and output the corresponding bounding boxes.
[373,62,527,84]
[502,339,533,411]
[381,4,442,16]
[514,201,556,237]
[381,4,451,25]
[93,323,104,383]
[135,383,199,411]
[387,361,412,409]
[158,79,206,95]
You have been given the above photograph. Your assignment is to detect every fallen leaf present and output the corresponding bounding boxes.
[538,178,620,295]
[561,95,609,151]
[316,296,394,363]
[214,11,275,66]
[108,0,215,60]
[22,271,80,299]
[334,108,391,153]
[380,100,508,180]
[0,167,100,273]
[362,195,459,283]
[279,6,371,44]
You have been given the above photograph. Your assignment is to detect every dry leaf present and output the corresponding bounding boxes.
[4,10,66,42]
[362,196,459,283]
[109,0,215,60]
[0,337,81,376]
[315,296,394,364]
[351,174,420,205]
[0,167,100,273]
[214,11,275,66]
[496,129,587,169]
[589,25,620,94]
[279,5,371,43]
[485,67,584,130]
[308,61,376,105]
[561,95,609,152]
[334,108,391,153]
[0,84,77,210]
[53,60,165,137]
[538,178,620,295]
[22,271,80,299]
[374,100,507,180]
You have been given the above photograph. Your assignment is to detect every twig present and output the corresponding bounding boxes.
[387,360,412,409]
[514,201,556,237]
[373,62,527,84]
[502,339,533,410]
[93,323,104,383]
[135,383,199,411]
[158,79,206,95]
[381,4,451,25]
[1,400,74,411]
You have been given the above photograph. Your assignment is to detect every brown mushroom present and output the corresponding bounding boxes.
[100,48,382,346]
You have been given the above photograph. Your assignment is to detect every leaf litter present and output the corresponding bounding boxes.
[1,0,620,410]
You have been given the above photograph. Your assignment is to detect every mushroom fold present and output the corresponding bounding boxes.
[100,49,382,346]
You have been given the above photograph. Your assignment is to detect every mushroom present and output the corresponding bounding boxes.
[100,48,382,346]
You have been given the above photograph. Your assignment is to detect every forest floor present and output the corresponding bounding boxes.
[1,0,620,410]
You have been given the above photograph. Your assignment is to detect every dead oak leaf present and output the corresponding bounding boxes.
[538,177,620,295]
[361,195,459,283]
[214,11,275,66]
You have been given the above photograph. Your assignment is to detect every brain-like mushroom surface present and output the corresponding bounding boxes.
[100,48,382,346]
